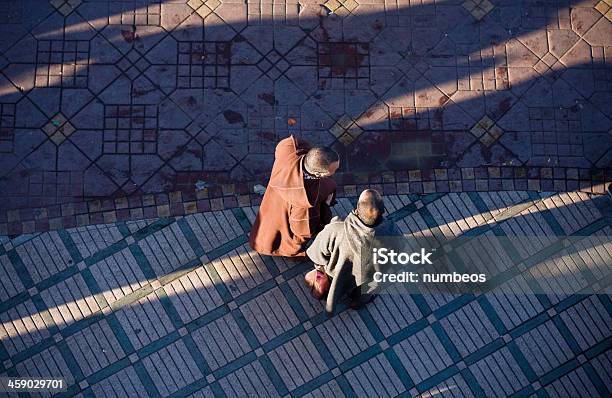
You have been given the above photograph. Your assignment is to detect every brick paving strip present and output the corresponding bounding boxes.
[0,190,610,396]
[2,168,611,236]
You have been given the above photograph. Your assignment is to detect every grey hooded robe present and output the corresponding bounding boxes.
[306,211,377,313]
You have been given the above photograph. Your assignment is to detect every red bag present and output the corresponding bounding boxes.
[304,269,330,300]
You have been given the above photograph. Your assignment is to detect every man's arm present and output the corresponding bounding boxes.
[318,179,337,227]
[305,222,334,265]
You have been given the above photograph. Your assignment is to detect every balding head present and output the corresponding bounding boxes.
[304,147,340,177]
[356,189,384,226]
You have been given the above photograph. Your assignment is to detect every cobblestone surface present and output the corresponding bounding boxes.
[0,190,610,397]
[1,0,611,234]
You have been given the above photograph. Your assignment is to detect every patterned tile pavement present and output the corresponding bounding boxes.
[1,0,612,234]
[0,190,610,397]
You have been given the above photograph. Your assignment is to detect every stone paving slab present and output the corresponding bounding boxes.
[0,190,610,397]
[0,0,611,235]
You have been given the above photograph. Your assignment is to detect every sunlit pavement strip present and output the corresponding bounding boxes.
[0,191,610,397]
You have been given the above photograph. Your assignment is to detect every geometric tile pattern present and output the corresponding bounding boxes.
[470,115,504,147]
[323,0,359,17]
[595,0,612,19]
[0,191,610,397]
[317,42,370,89]
[42,113,76,146]
[0,1,610,232]
[462,0,494,21]
[50,0,82,17]
[35,40,89,87]
[109,1,162,26]
[103,105,158,154]
[329,114,363,145]
[189,0,219,19]
[178,42,231,89]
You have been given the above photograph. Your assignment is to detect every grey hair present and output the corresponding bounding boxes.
[304,147,339,176]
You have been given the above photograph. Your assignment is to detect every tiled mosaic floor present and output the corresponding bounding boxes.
[0,191,610,397]
[1,0,612,234]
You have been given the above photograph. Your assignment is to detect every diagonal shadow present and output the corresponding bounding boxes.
[0,0,610,216]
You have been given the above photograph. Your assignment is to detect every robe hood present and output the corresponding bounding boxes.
[268,155,316,209]
[344,211,376,258]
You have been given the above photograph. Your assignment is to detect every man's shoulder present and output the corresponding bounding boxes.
[275,135,310,159]
[321,217,345,232]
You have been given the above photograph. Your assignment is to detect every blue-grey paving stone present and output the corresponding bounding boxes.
[191,313,250,371]
[332,198,356,219]
[446,193,487,229]
[186,211,243,252]
[186,385,215,397]
[186,213,223,253]
[393,326,454,385]
[559,296,611,352]
[455,230,514,277]
[138,222,197,277]
[141,339,203,397]
[126,219,159,234]
[481,192,530,219]
[211,245,273,299]
[90,365,148,398]
[268,334,328,392]
[514,320,574,377]
[240,286,299,344]
[0,298,52,356]
[89,247,149,307]
[66,318,125,377]
[115,291,175,350]
[343,353,405,398]
[498,215,555,260]
[367,293,422,338]
[0,253,25,301]
[546,193,602,235]
[14,231,74,284]
[590,351,612,393]
[163,266,224,323]
[417,373,476,398]
[69,224,125,259]
[422,293,462,316]
[536,252,590,306]
[393,211,437,248]
[429,197,471,237]
[483,275,544,331]
[302,378,346,398]
[14,345,76,387]
[315,310,376,364]
[39,273,101,330]
[285,274,325,318]
[573,229,612,282]
[440,301,499,358]
[544,364,602,398]
[217,360,279,398]
[468,347,530,398]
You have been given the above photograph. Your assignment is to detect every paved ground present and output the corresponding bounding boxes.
[0,190,610,397]
[1,0,612,235]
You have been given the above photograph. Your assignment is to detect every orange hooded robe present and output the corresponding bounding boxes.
[249,136,337,257]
